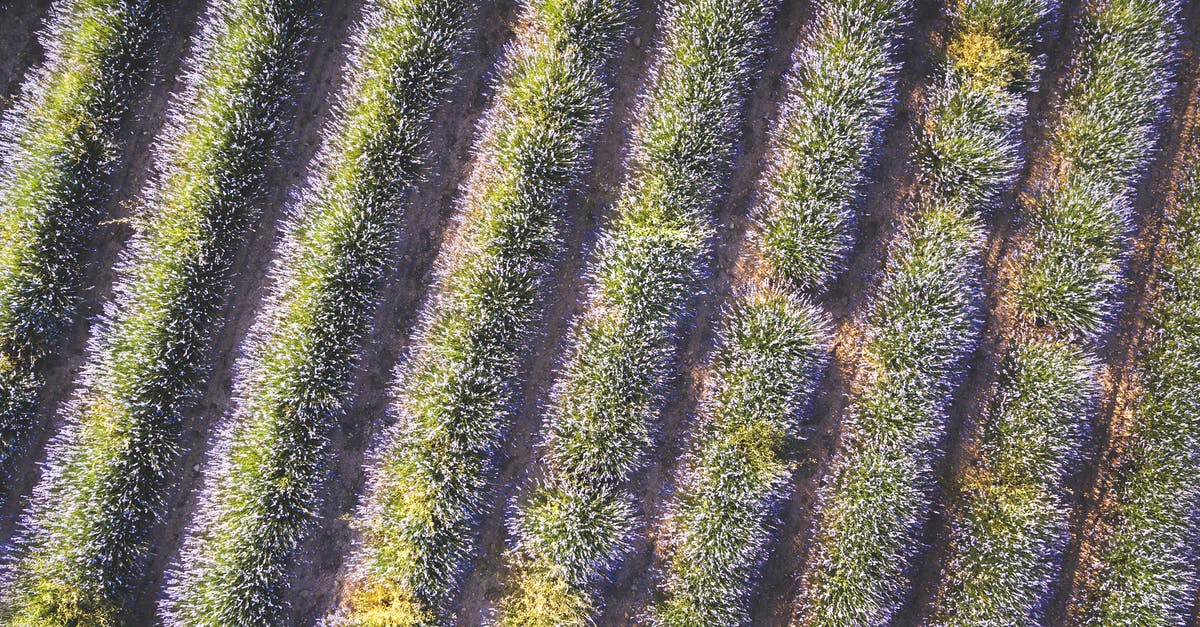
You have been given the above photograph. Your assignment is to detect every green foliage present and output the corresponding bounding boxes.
[651,1,908,623]
[932,341,1094,626]
[0,0,312,623]
[1012,0,1178,337]
[161,1,473,625]
[326,1,632,624]
[654,289,827,626]
[0,0,160,473]
[753,0,910,292]
[931,1,1179,623]
[797,1,1054,624]
[498,0,778,623]
[1074,151,1200,625]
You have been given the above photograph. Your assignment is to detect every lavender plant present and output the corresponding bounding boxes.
[327,1,633,624]
[0,0,312,622]
[497,0,779,624]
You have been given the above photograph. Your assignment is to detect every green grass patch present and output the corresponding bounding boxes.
[498,0,778,624]
[0,0,160,473]
[0,0,312,623]
[796,1,1054,624]
[322,1,632,624]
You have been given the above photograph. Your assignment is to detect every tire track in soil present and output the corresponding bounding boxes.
[0,0,52,111]
[593,1,816,623]
[1045,1,1200,623]
[0,0,206,551]
[278,2,520,624]
[746,0,944,623]
[447,2,660,623]
[897,0,1086,622]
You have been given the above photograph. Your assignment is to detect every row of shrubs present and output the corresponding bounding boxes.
[796,1,1057,624]
[0,0,160,473]
[651,0,911,624]
[931,1,1180,624]
[331,1,633,625]
[161,1,475,625]
[0,0,314,623]
[496,1,779,624]
[1072,139,1200,624]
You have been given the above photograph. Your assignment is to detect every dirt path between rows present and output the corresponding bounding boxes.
[1046,2,1200,623]
[0,0,206,551]
[0,0,51,112]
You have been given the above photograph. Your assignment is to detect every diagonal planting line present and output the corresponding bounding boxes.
[794,1,1058,625]
[160,1,478,625]
[0,0,315,623]
[649,1,912,625]
[928,0,1180,624]
[1069,130,1200,626]
[325,1,635,625]
[495,0,780,624]
[0,0,163,474]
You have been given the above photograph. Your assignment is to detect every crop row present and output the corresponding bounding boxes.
[930,1,1179,624]
[496,1,778,624]
[0,0,160,473]
[1072,139,1200,624]
[651,0,910,624]
[329,1,633,625]
[0,0,313,623]
[795,1,1056,625]
[160,1,474,625]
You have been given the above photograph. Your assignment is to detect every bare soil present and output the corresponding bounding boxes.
[0,0,51,110]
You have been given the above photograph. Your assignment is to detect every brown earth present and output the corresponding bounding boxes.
[0,0,52,110]
[1,0,1198,625]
